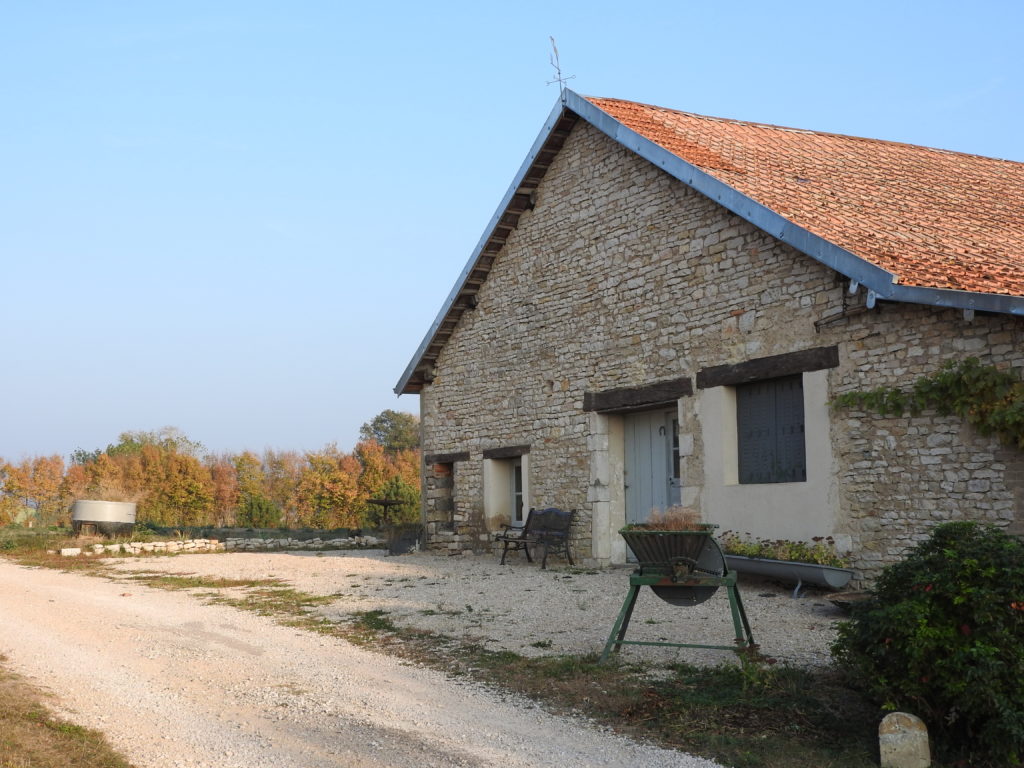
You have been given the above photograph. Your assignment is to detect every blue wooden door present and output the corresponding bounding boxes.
[624,409,681,525]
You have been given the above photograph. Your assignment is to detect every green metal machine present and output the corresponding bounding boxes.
[600,526,756,662]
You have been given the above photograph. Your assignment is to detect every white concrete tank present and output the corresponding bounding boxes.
[71,500,137,537]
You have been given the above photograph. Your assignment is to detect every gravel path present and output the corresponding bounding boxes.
[0,556,731,768]
[110,549,847,668]
[0,549,849,767]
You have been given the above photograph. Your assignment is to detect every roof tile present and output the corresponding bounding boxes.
[587,97,1024,297]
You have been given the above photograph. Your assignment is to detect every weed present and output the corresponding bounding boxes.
[352,610,398,633]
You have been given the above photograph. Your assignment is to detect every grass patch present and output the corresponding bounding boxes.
[412,644,878,768]
[351,610,398,632]
[212,586,338,617]
[0,657,134,768]
[123,573,280,591]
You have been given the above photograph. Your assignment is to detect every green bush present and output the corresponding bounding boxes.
[832,521,1024,766]
[235,495,281,529]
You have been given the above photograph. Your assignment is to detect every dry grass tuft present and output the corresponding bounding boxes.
[0,657,134,768]
[641,507,706,531]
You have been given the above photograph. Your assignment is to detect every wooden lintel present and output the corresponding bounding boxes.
[583,377,694,413]
[696,346,840,389]
[424,451,470,465]
[482,444,530,460]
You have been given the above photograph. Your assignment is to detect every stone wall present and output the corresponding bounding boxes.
[61,538,225,556]
[58,534,385,557]
[424,460,483,553]
[416,119,1024,580]
[830,304,1024,576]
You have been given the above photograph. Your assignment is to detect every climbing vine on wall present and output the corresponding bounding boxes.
[831,357,1024,450]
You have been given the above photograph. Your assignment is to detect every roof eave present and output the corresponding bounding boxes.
[394,97,577,395]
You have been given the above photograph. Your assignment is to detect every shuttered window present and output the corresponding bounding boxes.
[736,374,806,484]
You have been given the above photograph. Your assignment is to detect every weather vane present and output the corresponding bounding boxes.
[547,36,575,97]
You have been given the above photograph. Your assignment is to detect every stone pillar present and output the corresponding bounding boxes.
[879,712,930,768]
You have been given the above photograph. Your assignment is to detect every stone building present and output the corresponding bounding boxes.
[395,91,1024,580]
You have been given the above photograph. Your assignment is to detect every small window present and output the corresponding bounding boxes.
[736,374,806,484]
[483,452,529,529]
[511,459,524,524]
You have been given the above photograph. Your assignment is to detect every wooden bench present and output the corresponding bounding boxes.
[494,507,575,569]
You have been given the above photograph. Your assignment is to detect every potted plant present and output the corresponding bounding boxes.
[619,508,718,570]
[717,531,854,595]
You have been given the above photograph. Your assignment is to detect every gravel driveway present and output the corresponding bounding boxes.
[0,548,848,767]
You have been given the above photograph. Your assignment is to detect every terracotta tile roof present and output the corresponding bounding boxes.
[587,96,1024,297]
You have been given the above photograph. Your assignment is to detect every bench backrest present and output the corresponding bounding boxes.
[530,507,573,538]
[518,507,542,534]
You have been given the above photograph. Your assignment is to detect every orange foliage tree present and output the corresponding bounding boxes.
[293,446,361,529]
[206,454,239,526]
[0,456,69,526]
[3,417,421,530]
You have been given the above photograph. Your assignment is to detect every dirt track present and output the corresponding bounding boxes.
[0,556,725,768]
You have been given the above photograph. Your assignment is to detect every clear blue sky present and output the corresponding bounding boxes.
[2,1,1021,461]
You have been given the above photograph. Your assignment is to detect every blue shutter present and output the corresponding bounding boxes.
[737,381,775,484]
[773,376,806,482]
[737,375,806,484]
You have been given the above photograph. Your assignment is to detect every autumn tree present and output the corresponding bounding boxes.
[0,460,28,524]
[0,456,69,526]
[231,451,281,528]
[83,453,132,499]
[262,450,304,526]
[30,456,68,525]
[293,446,361,529]
[136,445,214,527]
[107,427,205,458]
[205,454,239,526]
[359,410,419,453]
[1,423,423,531]
[233,452,264,501]
[355,440,391,514]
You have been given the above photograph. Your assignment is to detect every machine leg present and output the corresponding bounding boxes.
[726,584,756,648]
[600,584,641,663]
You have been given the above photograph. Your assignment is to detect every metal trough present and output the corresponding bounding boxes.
[71,500,136,537]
